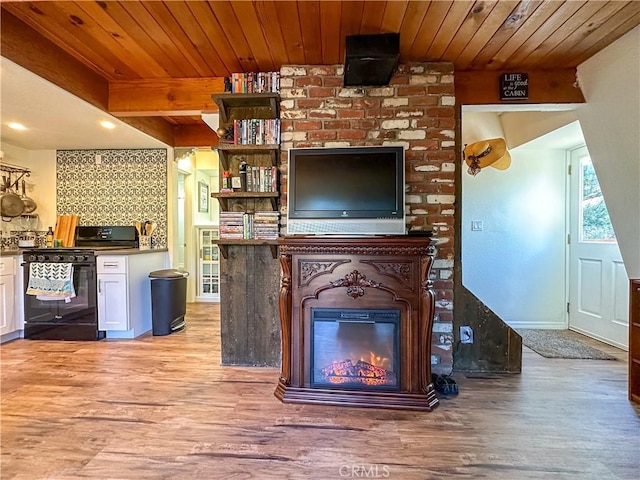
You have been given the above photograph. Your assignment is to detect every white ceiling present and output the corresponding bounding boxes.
[0,57,168,151]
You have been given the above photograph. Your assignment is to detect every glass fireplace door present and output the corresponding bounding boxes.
[310,308,400,391]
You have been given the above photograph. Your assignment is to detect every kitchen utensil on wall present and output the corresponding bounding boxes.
[1,175,25,220]
[20,180,37,213]
[17,214,39,231]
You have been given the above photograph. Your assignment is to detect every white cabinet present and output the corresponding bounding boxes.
[98,273,128,330]
[97,252,166,338]
[197,228,220,302]
[0,257,16,337]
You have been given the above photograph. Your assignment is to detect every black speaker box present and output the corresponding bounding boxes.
[343,33,400,87]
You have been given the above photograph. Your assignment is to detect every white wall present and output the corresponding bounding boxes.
[1,142,56,235]
[461,143,567,328]
[576,25,640,278]
[501,110,579,149]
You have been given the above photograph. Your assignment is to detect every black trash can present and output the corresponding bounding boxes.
[149,269,189,336]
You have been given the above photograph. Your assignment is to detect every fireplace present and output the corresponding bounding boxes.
[311,308,400,391]
[276,236,439,411]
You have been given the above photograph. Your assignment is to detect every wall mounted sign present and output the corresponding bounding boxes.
[500,73,529,100]
[198,181,209,213]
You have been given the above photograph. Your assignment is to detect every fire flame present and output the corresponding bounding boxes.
[319,359,396,386]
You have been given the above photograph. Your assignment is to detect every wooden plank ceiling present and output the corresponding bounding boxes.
[2,0,639,146]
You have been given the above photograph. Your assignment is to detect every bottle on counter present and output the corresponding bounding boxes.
[45,226,54,247]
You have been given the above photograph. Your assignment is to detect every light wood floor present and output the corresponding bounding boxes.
[1,303,639,480]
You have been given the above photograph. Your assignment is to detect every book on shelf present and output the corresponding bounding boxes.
[219,211,280,240]
[226,72,280,94]
[231,119,280,146]
[233,166,278,193]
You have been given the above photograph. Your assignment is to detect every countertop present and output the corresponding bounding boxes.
[1,248,168,257]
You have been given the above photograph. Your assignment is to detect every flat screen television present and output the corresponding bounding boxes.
[286,146,406,235]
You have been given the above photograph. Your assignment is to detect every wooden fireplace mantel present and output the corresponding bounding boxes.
[275,235,439,411]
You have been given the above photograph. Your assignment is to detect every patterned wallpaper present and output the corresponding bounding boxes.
[57,149,168,248]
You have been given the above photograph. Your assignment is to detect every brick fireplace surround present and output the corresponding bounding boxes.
[279,63,456,373]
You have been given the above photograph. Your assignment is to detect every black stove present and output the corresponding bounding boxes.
[22,226,138,341]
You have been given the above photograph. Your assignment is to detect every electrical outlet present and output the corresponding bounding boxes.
[471,220,483,231]
[460,326,474,344]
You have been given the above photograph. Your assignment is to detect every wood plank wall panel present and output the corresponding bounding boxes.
[3,0,638,80]
[140,1,217,77]
[564,3,640,67]
[473,0,564,69]
[380,0,409,36]
[74,1,172,79]
[442,1,501,61]
[229,2,276,72]
[163,0,229,75]
[220,245,280,367]
[398,1,433,59]
[1,1,138,79]
[464,0,544,70]
[530,0,627,68]
[360,0,387,35]
[255,1,293,66]
[407,1,450,59]
[0,10,109,111]
[427,1,474,60]
[503,1,587,67]
[207,1,262,73]
[275,2,306,65]
[186,1,242,74]
[297,1,323,65]
[521,1,612,67]
[319,1,344,65]
[453,1,525,67]
[52,1,159,79]
[339,0,366,55]
[118,2,201,78]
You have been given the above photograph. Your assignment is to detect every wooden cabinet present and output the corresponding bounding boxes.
[630,280,640,403]
[197,227,220,302]
[210,91,281,366]
[97,253,166,339]
[0,257,16,337]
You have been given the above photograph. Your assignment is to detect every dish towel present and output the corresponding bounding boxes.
[26,263,76,299]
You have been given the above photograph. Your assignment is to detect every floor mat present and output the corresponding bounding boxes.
[517,329,617,360]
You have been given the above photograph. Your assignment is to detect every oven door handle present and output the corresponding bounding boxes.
[22,262,96,267]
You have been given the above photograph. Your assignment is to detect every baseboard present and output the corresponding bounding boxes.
[506,321,567,330]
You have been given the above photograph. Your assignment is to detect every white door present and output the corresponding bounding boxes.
[568,146,628,349]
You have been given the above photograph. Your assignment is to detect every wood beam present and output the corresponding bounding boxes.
[173,124,220,148]
[455,69,585,105]
[0,10,109,110]
[118,117,176,146]
[109,78,227,116]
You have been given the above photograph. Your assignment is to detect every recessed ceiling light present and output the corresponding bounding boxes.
[100,120,116,129]
[8,122,26,130]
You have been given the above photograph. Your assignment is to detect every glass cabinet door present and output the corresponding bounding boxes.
[197,227,220,302]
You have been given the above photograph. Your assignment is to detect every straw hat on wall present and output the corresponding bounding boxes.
[463,138,511,176]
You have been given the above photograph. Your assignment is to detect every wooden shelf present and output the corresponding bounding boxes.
[212,93,280,123]
[216,144,279,171]
[211,191,279,210]
[214,239,278,259]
